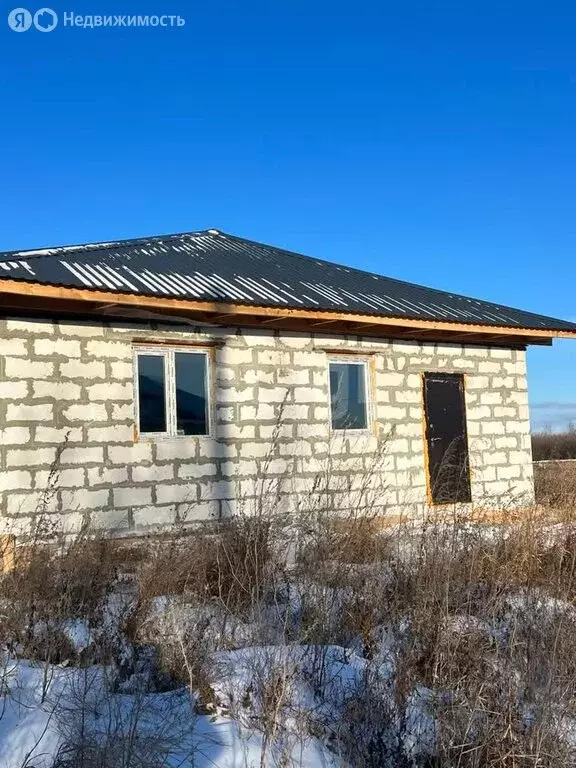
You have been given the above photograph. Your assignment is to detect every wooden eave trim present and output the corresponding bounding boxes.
[1,279,575,341]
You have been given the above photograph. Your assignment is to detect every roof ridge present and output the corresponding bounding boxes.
[0,228,220,263]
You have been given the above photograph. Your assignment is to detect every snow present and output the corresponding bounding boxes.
[60,620,92,654]
[0,662,65,768]
[403,686,436,763]
[3,566,576,766]
[0,638,432,767]
[0,657,342,768]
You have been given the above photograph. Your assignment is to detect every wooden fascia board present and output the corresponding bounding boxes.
[1,279,575,341]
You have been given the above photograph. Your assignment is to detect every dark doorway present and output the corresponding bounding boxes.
[423,373,472,504]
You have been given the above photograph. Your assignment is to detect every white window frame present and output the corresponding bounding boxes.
[133,346,212,440]
[327,357,372,433]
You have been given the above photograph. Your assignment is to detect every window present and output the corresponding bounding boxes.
[422,372,471,504]
[134,347,211,437]
[329,360,369,431]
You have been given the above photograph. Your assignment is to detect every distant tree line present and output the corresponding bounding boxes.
[532,425,576,461]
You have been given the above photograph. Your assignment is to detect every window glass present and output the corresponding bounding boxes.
[329,361,368,430]
[137,355,167,433]
[175,352,208,435]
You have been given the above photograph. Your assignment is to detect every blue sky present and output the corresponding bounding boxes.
[1,1,575,430]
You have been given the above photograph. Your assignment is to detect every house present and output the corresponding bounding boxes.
[0,228,575,538]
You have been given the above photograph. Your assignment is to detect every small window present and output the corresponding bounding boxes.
[134,347,211,438]
[329,360,369,431]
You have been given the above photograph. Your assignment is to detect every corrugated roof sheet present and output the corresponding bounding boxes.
[0,228,574,332]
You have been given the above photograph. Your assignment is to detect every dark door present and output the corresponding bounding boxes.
[423,373,472,504]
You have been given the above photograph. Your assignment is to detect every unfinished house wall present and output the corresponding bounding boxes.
[0,316,534,538]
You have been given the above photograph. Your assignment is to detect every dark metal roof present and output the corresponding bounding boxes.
[0,228,574,332]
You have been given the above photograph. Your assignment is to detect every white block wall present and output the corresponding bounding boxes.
[0,317,534,538]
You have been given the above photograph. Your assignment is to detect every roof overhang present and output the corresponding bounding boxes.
[2,279,575,347]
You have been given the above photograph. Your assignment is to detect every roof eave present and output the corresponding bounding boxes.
[0,279,573,346]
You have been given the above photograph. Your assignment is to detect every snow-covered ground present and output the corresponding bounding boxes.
[0,617,438,768]
[0,658,340,768]
[3,520,576,767]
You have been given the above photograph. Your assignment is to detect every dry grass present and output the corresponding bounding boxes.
[532,429,576,461]
[0,534,117,662]
[135,515,277,611]
[300,515,393,566]
[5,453,576,765]
[534,459,576,510]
